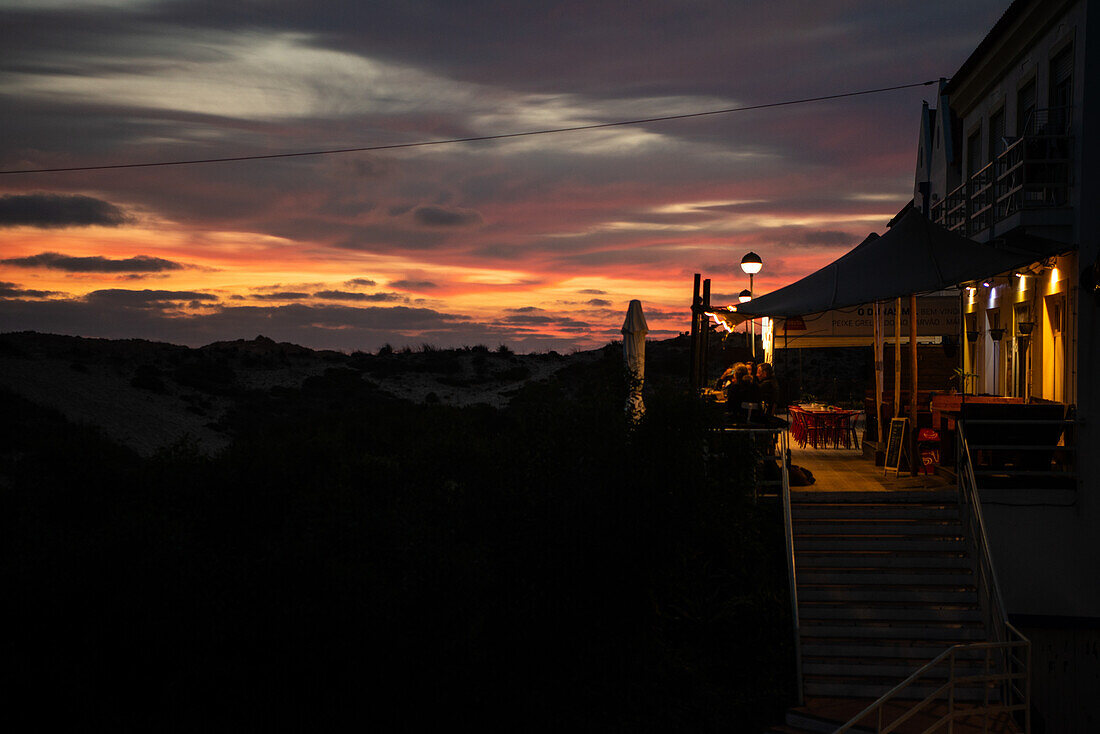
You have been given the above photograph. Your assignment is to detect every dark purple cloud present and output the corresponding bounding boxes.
[251,291,311,300]
[84,289,218,308]
[412,206,482,227]
[0,281,57,299]
[0,193,129,228]
[2,251,185,272]
[390,280,438,290]
[313,290,403,302]
[0,297,565,352]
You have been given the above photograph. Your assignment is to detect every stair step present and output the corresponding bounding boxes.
[794,521,963,536]
[800,605,981,622]
[800,624,983,641]
[784,709,870,734]
[801,642,988,659]
[798,553,970,568]
[803,661,985,677]
[793,505,959,520]
[791,491,958,503]
[799,585,976,602]
[799,571,972,585]
[803,680,993,701]
[796,538,966,552]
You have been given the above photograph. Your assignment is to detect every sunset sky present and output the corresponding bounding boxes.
[0,0,1007,352]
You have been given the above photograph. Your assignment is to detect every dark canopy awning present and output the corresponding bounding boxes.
[736,209,1068,318]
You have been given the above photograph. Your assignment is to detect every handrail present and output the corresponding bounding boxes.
[779,428,803,705]
[833,640,1029,734]
[832,423,1031,733]
[957,422,1010,623]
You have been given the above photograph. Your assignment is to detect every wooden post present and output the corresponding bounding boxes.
[701,278,712,388]
[690,274,701,390]
[909,293,919,475]
[894,297,902,418]
[873,301,884,443]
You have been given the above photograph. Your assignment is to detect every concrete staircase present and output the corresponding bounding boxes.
[769,489,989,732]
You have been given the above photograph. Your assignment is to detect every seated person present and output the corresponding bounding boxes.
[725,364,762,423]
[756,362,780,417]
[715,363,739,390]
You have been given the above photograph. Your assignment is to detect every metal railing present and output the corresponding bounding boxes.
[996,136,1072,220]
[832,425,1031,733]
[930,107,1073,235]
[778,428,802,706]
[832,639,1030,734]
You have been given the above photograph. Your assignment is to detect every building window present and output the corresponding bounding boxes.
[1017,78,1036,135]
[1049,44,1073,133]
[989,107,1006,159]
[967,128,982,177]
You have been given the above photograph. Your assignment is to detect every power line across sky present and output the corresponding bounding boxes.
[0,79,940,176]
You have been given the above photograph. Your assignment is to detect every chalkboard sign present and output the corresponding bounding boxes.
[884,418,909,476]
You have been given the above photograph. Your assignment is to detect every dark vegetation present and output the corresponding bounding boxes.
[0,334,793,731]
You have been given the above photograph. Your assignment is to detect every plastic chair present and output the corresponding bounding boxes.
[788,407,807,448]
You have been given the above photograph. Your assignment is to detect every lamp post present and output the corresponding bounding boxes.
[740,252,763,357]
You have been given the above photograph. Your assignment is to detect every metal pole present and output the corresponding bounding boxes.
[749,272,755,358]
[702,278,712,387]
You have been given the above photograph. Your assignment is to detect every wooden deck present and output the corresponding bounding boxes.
[789,445,950,493]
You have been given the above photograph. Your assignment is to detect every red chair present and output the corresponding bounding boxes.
[789,407,808,448]
[802,410,825,449]
[828,410,857,449]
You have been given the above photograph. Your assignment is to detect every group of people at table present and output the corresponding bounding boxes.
[708,362,861,448]
[714,361,781,425]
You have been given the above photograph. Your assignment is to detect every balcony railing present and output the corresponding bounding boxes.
[931,108,1072,236]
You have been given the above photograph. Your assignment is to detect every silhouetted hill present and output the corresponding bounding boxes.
[0,330,793,731]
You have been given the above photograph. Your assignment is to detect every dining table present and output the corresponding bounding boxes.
[789,405,863,449]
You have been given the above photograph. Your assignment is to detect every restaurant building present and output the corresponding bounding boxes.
[915,0,1098,616]
[733,2,1099,729]
[910,2,1100,728]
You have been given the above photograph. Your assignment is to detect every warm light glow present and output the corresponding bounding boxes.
[740,252,763,275]
[1017,274,1026,292]
[738,289,752,303]
[705,311,734,333]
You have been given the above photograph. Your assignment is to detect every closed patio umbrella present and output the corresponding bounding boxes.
[622,300,648,419]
